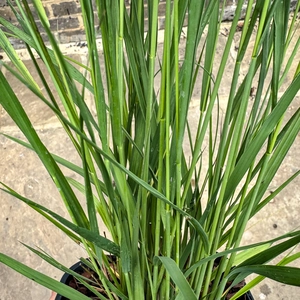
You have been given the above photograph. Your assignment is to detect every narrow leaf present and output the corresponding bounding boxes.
[0,254,90,300]
[155,256,197,300]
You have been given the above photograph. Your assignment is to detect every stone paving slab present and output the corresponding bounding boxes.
[0,21,300,300]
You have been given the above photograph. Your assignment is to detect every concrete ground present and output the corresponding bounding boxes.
[0,21,300,300]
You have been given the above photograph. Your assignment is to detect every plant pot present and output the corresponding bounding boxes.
[245,292,255,300]
[55,260,101,300]
[227,285,255,300]
[55,261,255,300]
[55,261,85,300]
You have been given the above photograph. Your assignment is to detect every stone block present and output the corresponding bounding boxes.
[49,16,80,32]
[51,1,80,17]
[58,29,90,44]
[0,6,18,22]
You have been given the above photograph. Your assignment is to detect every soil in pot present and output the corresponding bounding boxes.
[55,256,119,300]
[209,257,254,300]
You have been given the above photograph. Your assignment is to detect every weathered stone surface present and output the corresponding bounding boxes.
[51,1,80,17]
[0,128,87,300]
[58,29,89,44]
[0,6,18,22]
[49,16,80,31]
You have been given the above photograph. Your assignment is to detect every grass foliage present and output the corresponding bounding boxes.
[0,0,300,299]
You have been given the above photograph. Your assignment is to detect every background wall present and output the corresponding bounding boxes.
[0,1,298,48]
[0,0,255,48]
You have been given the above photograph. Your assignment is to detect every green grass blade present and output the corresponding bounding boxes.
[231,252,300,300]
[0,254,91,300]
[155,256,197,300]
[230,265,300,286]
[0,28,39,91]
[22,244,113,300]
[185,230,300,277]
[0,183,120,256]
[237,234,300,267]
[225,73,300,200]
[0,17,94,93]
[0,70,90,228]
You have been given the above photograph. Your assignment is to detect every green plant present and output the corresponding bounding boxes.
[0,0,300,299]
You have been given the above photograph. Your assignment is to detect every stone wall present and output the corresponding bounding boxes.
[0,1,298,48]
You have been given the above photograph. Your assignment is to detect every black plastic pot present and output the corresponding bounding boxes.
[55,261,255,300]
[245,291,255,300]
[227,285,255,300]
[55,261,85,300]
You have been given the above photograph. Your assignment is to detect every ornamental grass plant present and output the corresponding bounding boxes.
[0,0,300,299]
